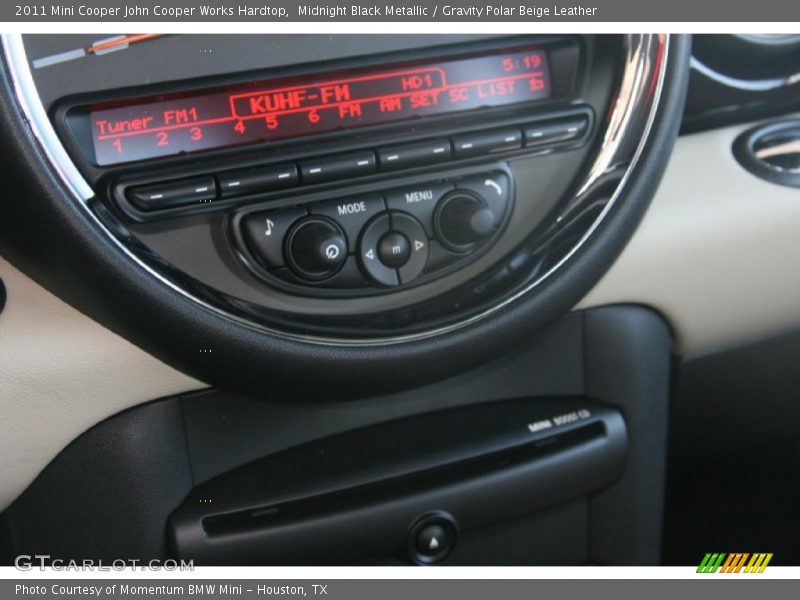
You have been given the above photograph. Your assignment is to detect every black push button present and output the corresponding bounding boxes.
[378,231,411,268]
[407,512,458,565]
[359,214,398,287]
[377,139,452,171]
[309,194,385,247]
[416,524,450,557]
[241,206,306,269]
[299,151,376,184]
[384,182,453,237]
[524,115,589,147]
[456,172,511,218]
[452,128,523,158]
[285,217,347,281]
[218,163,298,198]
[390,213,429,285]
[128,176,216,210]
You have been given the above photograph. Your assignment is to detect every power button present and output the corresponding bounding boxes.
[285,217,347,281]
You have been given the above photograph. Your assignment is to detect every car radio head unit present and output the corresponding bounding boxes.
[68,44,557,166]
[24,34,678,341]
[44,35,618,314]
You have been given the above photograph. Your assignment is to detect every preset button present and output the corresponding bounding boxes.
[377,139,452,171]
[218,163,298,198]
[452,127,523,158]
[128,176,216,211]
[299,151,377,184]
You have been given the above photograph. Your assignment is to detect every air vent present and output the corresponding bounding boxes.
[733,119,800,187]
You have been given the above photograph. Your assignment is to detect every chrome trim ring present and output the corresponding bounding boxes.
[690,55,800,92]
[2,34,93,201]
[1,34,670,347]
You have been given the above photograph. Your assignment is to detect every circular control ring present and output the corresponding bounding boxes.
[358,211,430,286]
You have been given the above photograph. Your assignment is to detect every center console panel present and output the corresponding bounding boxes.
[170,396,626,565]
[0,305,671,566]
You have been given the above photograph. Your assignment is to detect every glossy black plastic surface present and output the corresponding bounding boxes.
[169,397,627,564]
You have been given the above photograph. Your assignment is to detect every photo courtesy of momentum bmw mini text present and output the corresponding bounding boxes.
[1,0,800,598]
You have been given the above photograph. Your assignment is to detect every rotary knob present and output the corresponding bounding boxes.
[433,191,497,252]
[284,217,347,281]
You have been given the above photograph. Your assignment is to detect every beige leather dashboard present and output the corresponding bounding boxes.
[578,117,800,356]
[0,257,203,512]
[2,117,800,511]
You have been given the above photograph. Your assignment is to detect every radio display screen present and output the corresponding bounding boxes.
[88,47,552,166]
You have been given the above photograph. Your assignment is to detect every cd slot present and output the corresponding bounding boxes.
[169,397,627,564]
[202,420,604,537]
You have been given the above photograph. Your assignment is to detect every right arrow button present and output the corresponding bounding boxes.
[390,212,430,285]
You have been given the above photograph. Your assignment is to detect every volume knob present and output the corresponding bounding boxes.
[433,191,497,252]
